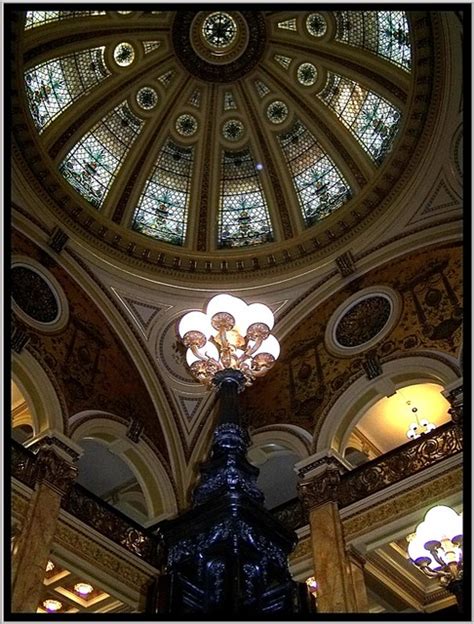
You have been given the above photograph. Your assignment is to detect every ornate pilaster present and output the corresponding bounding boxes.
[11,437,79,613]
[297,452,356,613]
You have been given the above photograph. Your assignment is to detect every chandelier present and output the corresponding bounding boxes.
[405,401,436,440]
[178,294,280,388]
[407,505,463,606]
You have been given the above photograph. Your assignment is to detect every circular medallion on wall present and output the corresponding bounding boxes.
[11,258,69,333]
[325,286,401,357]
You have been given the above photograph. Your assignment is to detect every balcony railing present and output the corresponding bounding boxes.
[11,440,160,566]
[272,420,462,531]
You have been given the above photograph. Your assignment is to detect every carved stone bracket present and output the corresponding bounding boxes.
[335,251,356,277]
[36,447,78,496]
[298,464,342,510]
[48,226,69,253]
[362,349,383,380]
[127,418,144,443]
[11,322,31,353]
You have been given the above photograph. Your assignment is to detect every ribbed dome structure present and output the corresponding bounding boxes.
[12,10,435,278]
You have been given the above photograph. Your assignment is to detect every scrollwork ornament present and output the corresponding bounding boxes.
[36,447,78,495]
[298,466,341,510]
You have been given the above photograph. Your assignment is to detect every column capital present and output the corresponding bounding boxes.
[36,447,78,495]
[442,379,463,425]
[296,451,349,510]
[26,430,83,462]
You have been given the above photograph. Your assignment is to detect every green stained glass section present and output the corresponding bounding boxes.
[59,102,143,208]
[24,48,109,133]
[278,120,352,226]
[218,150,273,248]
[25,10,106,29]
[318,72,401,164]
[132,142,193,246]
[335,11,411,71]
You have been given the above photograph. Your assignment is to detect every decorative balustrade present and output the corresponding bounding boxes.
[274,420,462,530]
[271,497,308,532]
[337,420,462,508]
[11,441,161,566]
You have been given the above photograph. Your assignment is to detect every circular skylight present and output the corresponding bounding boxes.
[202,12,238,49]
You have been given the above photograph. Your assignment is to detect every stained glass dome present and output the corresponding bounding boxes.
[12,9,435,278]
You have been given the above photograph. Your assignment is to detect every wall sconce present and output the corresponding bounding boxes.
[407,505,463,609]
[178,294,280,389]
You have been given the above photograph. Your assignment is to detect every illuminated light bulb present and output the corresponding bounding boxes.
[206,294,241,321]
[252,334,280,360]
[43,599,62,612]
[46,560,55,572]
[178,311,213,341]
[246,302,274,331]
[255,163,264,171]
[74,582,94,596]
[305,576,318,594]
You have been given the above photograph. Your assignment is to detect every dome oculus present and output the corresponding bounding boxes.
[202,12,238,49]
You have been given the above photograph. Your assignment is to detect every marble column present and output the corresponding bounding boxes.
[11,440,78,613]
[297,452,356,613]
[347,546,369,612]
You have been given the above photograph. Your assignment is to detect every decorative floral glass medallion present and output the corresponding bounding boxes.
[267,100,289,124]
[11,267,59,323]
[306,13,327,37]
[175,113,198,136]
[297,62,318,86]
[113,42,134,66]
[136,87,158,110]
[202,12,238,49]
[223,119,244,141]
[335,296,392,347]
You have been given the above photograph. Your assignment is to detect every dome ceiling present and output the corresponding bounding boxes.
[12,10,436,279]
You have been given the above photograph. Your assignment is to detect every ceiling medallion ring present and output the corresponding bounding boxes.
[11,256,70,333]
[324,286,402,357]
[172,11,267,82]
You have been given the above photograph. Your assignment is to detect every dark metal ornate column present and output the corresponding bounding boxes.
[149,370,314,616]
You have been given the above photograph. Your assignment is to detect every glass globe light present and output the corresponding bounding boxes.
[246,302,274,330]
[206,294,248,329]
[178,311,213,340]
[424,505,462,541]
[252,334,280,359]
[74,582,93,596]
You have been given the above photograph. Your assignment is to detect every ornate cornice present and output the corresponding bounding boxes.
[342,466,462,540]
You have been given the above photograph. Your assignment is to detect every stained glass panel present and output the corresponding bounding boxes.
[318,72,401,164]
[132,142,193,246]
[278,120,352,226]
[277,18,297,31]
[218,149,273,248]
[59,102,143,208]
[335,11,411,71]
[25,11,106,29]
[24,47,109,132]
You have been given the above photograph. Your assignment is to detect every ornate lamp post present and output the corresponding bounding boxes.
[150,295,314,616]
[408,505,463,610]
